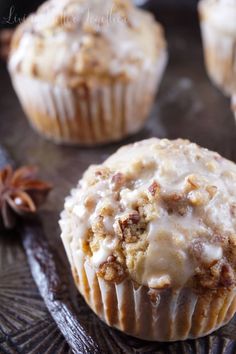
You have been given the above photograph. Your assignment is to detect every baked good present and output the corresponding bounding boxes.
[198,0,236,96]
[8,0,167,145]
[60,138,236,341]
[232,94,236,120]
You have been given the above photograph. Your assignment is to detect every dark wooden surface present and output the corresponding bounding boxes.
[0,6,236,354]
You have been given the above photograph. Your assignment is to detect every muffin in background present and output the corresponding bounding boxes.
[198,0,236,96]
[60,138,236,341]
[232,95,236,120]
[8,0,167,145]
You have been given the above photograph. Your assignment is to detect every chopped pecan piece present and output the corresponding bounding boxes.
[206,185,217,199]
[169,193,183,202]
[162,193,189,216]
[230,204,236,218]
[219,264,235,288]
[99,203,114,217]
[111,172,126,191]
[98,260,126,283]
[185,175,199,192]
[190,240,220,267]
[148,181,160,197]
[229,233,236,247]
[212,232,228,245]
[84,195,95,210]
[117,211,145,243]
[196,272,217,289]
[148,289,160,305]
[189,240,203,262]
[91,215,106,238]
[107,255,116,263]
[95,167,110,180]
[125,212,140,225]
[196,261,235,289]
[188,189,210,207]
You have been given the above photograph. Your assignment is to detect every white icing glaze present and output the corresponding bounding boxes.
[73,204,87,218]
[92,237,118,266]
[147,275,171,289]
[103,216,114,233]
[120,188,140,208]
[202,244,223,263]
[143,214,196,288]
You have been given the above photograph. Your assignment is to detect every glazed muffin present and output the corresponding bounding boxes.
[8,0,167,145]
[60,138,236,341]
[198,0,236,96]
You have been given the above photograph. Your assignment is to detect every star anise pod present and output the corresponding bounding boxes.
[0,29,13,62]
[0,165,52,229]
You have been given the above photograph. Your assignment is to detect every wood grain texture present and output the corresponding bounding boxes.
[0,6,236,354]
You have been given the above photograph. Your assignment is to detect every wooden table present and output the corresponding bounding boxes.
[1,6,236,354]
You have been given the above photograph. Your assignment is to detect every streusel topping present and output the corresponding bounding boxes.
[60,138,236,290]
[9,0,166,87]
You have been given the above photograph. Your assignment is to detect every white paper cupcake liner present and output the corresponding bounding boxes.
[198,4,236,96]
[8,51,167,145]
[63,241,236,342]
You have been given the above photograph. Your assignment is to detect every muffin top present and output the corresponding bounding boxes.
[8,0,166,87]
[60,138,236,290]
[199,0,236,35]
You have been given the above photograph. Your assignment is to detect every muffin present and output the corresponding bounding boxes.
[8,0,167,145]
[60,138,236,341]
[198,0,236,96]
[232,95,236,120]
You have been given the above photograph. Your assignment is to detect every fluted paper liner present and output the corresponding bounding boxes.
[67,249,236,341]
[198,3,236,96]
[8,51,167,145]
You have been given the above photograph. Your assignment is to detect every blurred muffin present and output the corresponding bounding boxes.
[60,138,236,341]
[198,0,236,96]
[8,0,167,145]
[232,95,236,120]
